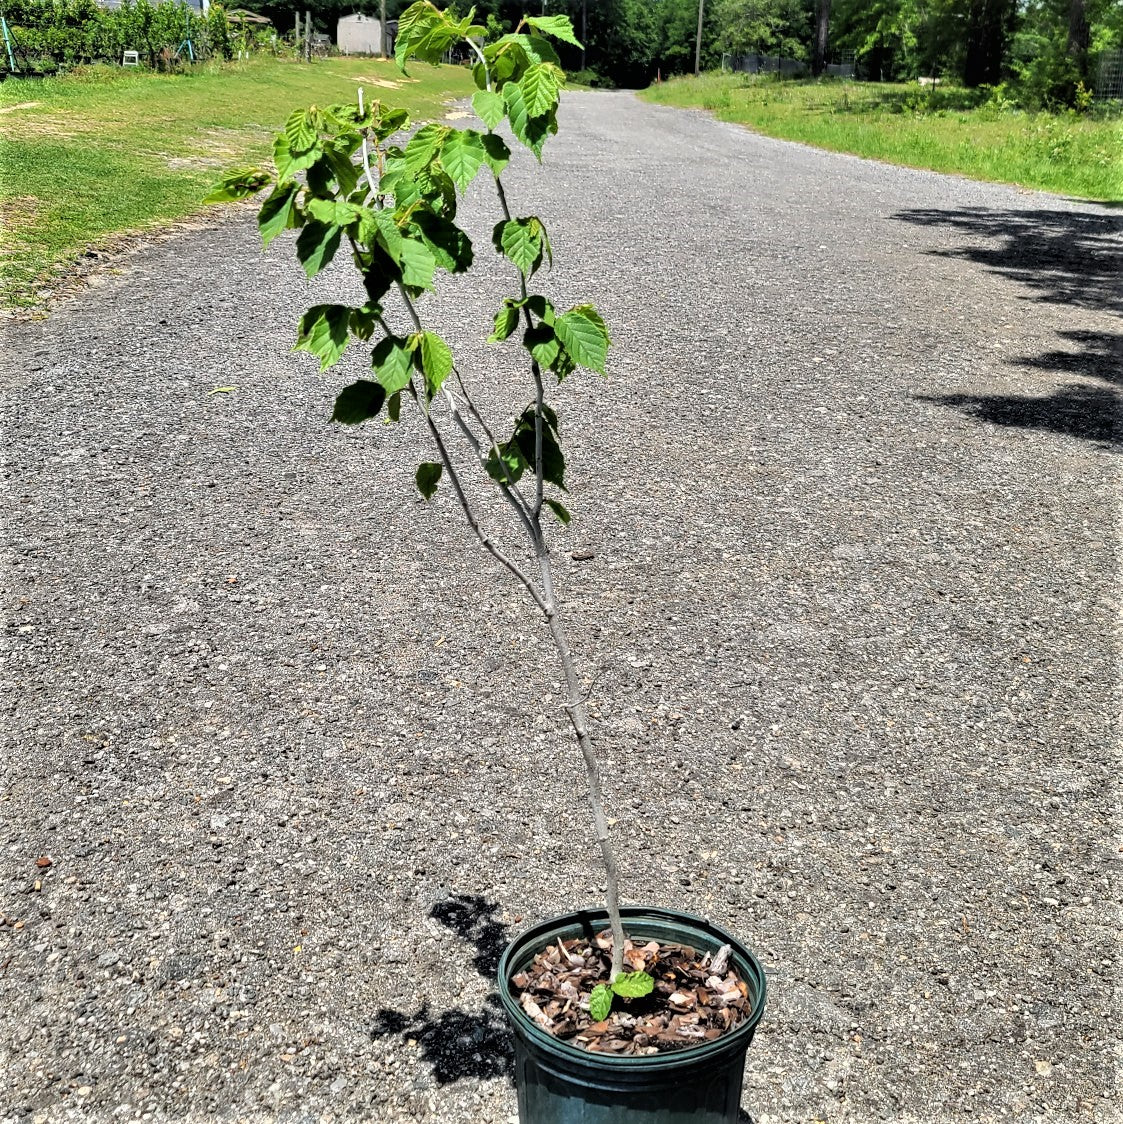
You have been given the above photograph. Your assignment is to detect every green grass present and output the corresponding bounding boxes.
[641,74,1123,203]
[0,57,476,308]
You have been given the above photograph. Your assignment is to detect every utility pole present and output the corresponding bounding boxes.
[694,0,704,76]
[380,0,387,58]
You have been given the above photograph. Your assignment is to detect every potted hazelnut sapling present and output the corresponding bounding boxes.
[207,5,766,1119]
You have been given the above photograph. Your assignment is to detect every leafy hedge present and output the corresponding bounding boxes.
[2,0,233,71]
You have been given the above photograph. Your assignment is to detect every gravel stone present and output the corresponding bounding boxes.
[0,91,1118,1123]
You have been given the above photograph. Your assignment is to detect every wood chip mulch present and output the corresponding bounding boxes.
[509,930,752,1054]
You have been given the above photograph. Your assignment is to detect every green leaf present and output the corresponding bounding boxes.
[332,379,386,425]
[295,304,353,372]
[204,167,271,204]
[610,971,655,999]
[494,218,544,277]
[523,323,558,366]
[258,182,299,248]
[416,331,453,398]
[404,123,449,176]
[285,107,321,154]
[525,14,581,47]
[349,304,381,341]
[515,414,566,490]
[489,300,520,343]
[472,89,505,130]
[307,198,362,227]
[387,390,402,422]
[519,62,561,118]
[372,336,414,394]
[589,984,613,1022]
[484,440,527,484]
[416,461,442,500]
[440,129,488,193]
[273,134,319,181]
[480,133,511,177]
[411,212,474,274]
[543,497,571,525]
[502,80,531,151]
[295,221,342,279]
[555,305,610,375]
[398,236,437,290]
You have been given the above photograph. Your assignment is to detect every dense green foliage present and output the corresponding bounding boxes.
[207,2,610,506]
[1,0,232,71]
[642,73,1123,200]
[224,0,1121,105]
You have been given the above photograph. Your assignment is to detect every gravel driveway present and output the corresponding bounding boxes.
[1,90,1119,1124]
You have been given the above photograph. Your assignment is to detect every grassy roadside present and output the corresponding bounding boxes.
[0,57,476,309]
[640,74,1123,203]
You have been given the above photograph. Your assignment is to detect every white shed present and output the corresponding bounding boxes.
[337,13,382,55]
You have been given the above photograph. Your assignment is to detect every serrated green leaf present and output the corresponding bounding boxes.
[494,218,544,277]
[307,198,362,227]
[372,336,413,394]
[515,414,566,489]
[610,971,655,999]
[480,133,511,177]
[387,390,402,422]
[295,221,342,279]
[555,305,609,374]
[502,80,530,151]
[485,439,527,484]
[411,212,474,274]
[523,323,558,366]
[416,461,442,500]
[543,497,571,524]
[489,300,520,343]
[258,182,299,248]
[272,134,320,182]
[472,89,505,130]
[404,123,449,177]
[551,346,576,381]
[399,236,437,290]
[589,983,613,1022]
[417,331,453,398]
[440,129,488,193]
[294,304,352,372]
[285,107,321,154]
[519,62,561,118]
[204,167,271,204]
[525,14,581,47]
[332,379,386,425]
[350,304,381,341]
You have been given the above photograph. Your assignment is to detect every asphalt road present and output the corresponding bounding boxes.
[1,90,1119,1124]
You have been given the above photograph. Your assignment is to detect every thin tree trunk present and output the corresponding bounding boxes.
[380,0,387,59]
[694,0,704,76]
[812,0,830,77]
[1068,0,1091,85]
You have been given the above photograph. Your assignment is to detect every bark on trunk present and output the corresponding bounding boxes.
[812,0,831,78]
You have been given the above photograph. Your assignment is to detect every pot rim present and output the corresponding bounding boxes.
[497,904,768,1070]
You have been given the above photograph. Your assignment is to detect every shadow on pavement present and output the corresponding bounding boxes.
[893,207,1123,315]
[369,894,515,1084]
[894,208,1122,445]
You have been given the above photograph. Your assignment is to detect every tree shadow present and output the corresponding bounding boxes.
[892,207,1123,316]
[894,208,1122,445]
[917,328,1122,447]
[369,894,516,1085]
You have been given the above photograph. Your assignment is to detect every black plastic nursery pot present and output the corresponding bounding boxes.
[497,906,768,1124]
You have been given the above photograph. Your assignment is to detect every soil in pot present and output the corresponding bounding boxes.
[510,929,753,1056]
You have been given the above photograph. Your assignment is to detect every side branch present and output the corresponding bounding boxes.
[422,409,548,615]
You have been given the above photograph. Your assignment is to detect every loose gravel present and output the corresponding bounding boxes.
[1,91,1119,1124]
